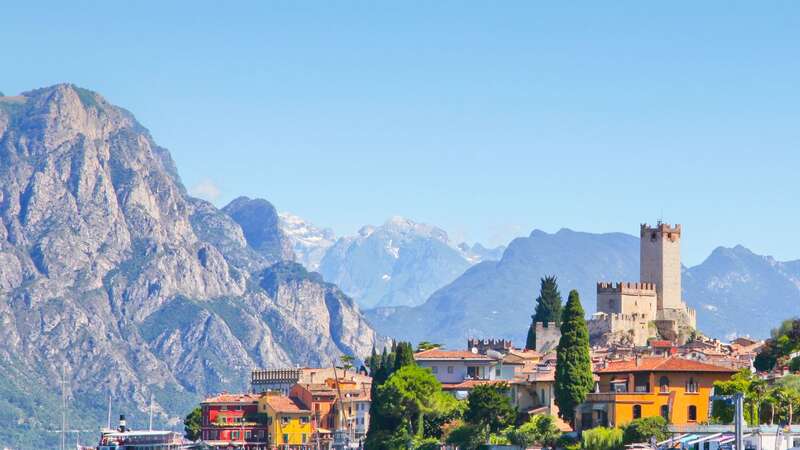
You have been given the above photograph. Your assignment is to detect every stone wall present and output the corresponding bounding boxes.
[534,322,561,353]
[588,312,652,346]
[596,282,658,319]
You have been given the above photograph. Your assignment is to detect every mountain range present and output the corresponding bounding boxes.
[0,85,379,448]
[316,216,504,309]
[364,229,800,348]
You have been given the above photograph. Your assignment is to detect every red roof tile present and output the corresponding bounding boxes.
[414,349,492,361]
[202,393,260,404]
[264,395,310,413]
[596,356,738,374]
[441,380,505,390]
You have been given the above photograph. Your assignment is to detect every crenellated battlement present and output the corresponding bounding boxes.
[596,281,657,294]
[640,222,681,238]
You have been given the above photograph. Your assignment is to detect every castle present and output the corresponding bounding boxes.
[588,222,696,346]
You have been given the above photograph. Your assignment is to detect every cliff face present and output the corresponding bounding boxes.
[0,85,379,448]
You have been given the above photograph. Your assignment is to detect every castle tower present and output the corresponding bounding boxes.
[640,222,682,311]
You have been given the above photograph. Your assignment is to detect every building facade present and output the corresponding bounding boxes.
[258,392,313,449]
[200,393,269,449]
[576,357,736,431]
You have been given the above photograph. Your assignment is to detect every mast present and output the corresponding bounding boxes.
[148,393,154,431]
[107,394,112,430]
[61,364,69,450]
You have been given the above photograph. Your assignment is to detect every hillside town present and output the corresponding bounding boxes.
[167,222,800,450]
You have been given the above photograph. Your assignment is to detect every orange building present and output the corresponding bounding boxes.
[576,357,736,431]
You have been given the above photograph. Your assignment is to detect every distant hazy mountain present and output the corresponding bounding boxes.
[683,245,800,340]
[0,85,379,448]
[365,229,640,348]
[318,217,503,308]
[279,212,336,270]
[365,227,800,348]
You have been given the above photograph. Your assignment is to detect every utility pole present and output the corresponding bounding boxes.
[712,393,745,450]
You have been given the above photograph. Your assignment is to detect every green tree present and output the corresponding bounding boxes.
[183,407,202,441]
[379,365,442,438]
[416,341,441,352]
[527,276,563,349]
[775,375,800,424]
[340,354,355,373]
[622,416,669,445]
[713,369,759,425]
[445,423,486,450]
[394,342,416,371]
[506,415,561,449]
[464,383,516,434]
[423,392,466,439]
[554,290,594,425]
[582,427,623,450]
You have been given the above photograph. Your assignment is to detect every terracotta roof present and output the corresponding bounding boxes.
[441,379,505,390]
[202,393,260,404]
[649,340,673,348]
[264,395,310,413]
[414,349,492,361]
[596,356,738,374]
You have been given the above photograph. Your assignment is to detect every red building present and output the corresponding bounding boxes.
[200,393,269,449]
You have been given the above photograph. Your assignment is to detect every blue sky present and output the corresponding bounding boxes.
[3,1,798,265]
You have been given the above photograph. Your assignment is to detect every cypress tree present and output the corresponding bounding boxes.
[526,276,563,349]
[394,342,415,371]
[554,289,594,425]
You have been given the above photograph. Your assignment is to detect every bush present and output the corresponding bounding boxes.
[506,415,562,448]
[445,423,486,450]
[622,416,668,445]
[581,427,623,450]
[790,356,800,373]
[414,437,441,450]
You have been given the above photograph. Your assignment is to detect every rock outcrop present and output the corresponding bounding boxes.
[0,85,379,448]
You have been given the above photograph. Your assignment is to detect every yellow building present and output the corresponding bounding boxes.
[576,357,736,431]
[258,392,313,449]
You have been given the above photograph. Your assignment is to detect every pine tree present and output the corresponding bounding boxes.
[554,289,594,425]
[394,342,415,371]
[526,276,563,349]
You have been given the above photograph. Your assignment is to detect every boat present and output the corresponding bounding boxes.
[95,414,190,450]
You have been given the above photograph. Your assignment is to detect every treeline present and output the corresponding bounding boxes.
[754,318,800,372]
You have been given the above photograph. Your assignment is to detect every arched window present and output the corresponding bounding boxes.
[688,405,697,421]
[633,404,642,419]
[687,377,698,393]
[659,376,670,393]
[660,405,669,421]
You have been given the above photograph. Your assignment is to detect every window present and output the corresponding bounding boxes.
[495,366,501,377]
[281,416,289,425]
[283,434,289,444]
[302,433,308,443]
[687,377,698,393]
[431,366,438,374]
[245,431,251,439]
[634,373,650,393]
[232,431,239,440]
[300,416,309,424]
[659,376,670,393]
[660,405,669,421]
[541,389,546,404]
[633,404,642,419]
[688,405,697,421]
[447,366,454,374]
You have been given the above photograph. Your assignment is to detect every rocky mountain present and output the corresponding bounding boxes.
[318,216,501,309]
[0,85,379,448]
[279,212,335,270]
[365,228,640,347]
[683,245,800,340]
